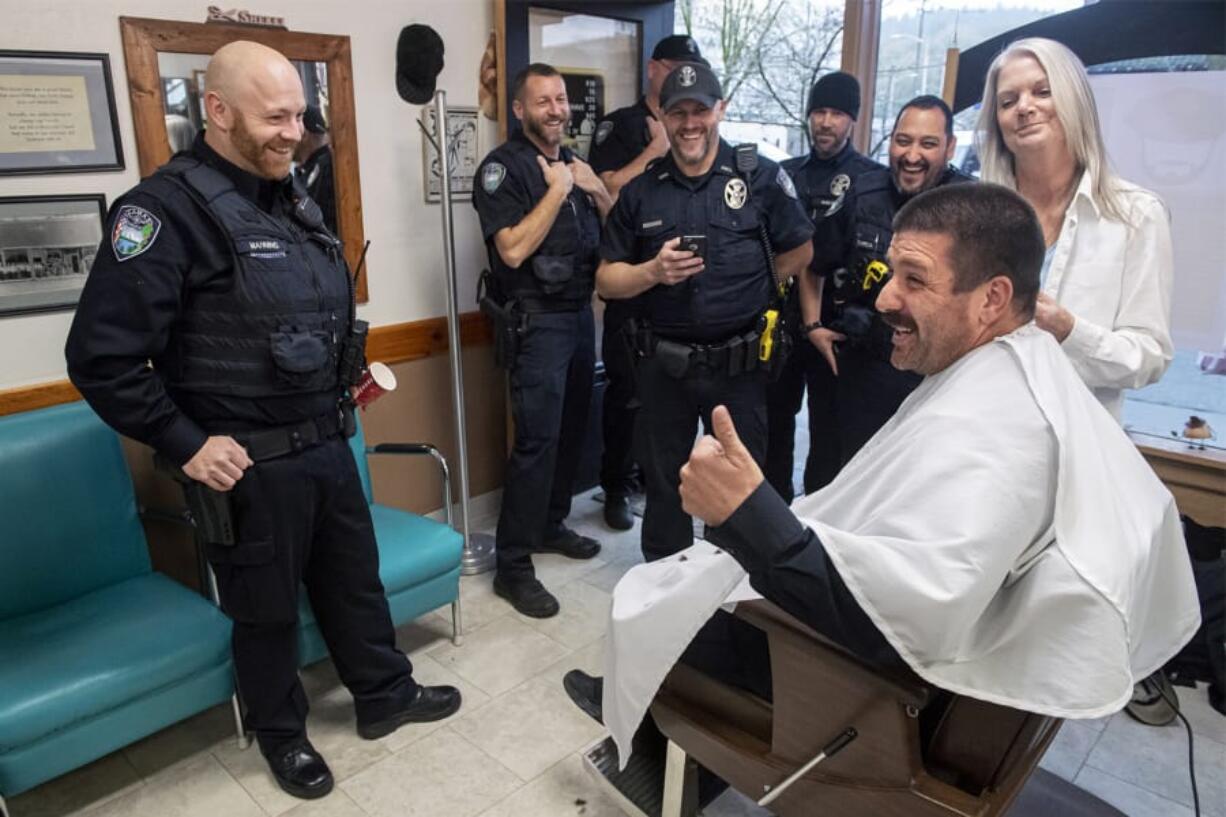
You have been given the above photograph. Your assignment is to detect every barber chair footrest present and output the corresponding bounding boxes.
[582,736,697,817]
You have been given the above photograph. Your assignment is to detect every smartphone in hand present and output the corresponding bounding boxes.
[680,234,707,259]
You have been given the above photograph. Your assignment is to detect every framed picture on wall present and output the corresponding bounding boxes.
[421,106,480,203]
[0,50,125,175]
[0,194,106,317]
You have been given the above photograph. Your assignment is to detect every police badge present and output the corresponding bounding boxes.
[830,173,851,197]
[483,162,507,194]
[678,65,697,87]
[724,178,748,209]
[111,205,162,262]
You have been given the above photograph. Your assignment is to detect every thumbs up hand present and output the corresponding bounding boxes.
[680,405,764,526]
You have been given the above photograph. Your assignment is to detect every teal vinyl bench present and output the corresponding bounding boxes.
[0,402,237,811]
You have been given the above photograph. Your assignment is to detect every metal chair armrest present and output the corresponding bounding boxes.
[364,443,454,528]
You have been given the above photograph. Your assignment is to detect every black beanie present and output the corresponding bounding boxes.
[806,71,861,119]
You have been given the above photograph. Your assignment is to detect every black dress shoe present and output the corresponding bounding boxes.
[604,495,634,530]
[563,669,604,724]
[357,685,463,739]
[266,740,333,800]
[494,575,560,618]
[536,526,602,559]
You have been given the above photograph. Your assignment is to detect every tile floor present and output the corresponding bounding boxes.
[8,489,1224,817]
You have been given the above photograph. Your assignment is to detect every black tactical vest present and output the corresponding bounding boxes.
[486,138,600,307]
[156,156,352,398]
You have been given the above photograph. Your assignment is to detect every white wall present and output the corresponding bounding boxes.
[1,0,498,388]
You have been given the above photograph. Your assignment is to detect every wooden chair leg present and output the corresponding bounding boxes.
[661,739,699,817]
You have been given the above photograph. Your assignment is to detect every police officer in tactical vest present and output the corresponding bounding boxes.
[587,34,708,532]
[597,62,814,562]
[769,71,883,501]
[807,95,974,469]
[473,63,613,619]
[65,42,460,801]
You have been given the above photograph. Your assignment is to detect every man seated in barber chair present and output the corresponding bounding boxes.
[564,183,1201,811]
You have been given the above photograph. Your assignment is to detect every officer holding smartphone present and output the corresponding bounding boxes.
[596,62,813,562]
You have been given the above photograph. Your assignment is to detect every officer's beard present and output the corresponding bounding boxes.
[231,113,297,180]
[671,124,717,170]
[523,110,567,151]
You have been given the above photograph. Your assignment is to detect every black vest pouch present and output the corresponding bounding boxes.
[270,328,331,388]
[531,254,575,295]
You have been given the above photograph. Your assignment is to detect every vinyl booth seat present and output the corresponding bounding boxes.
[294,415,465,667]
[0,402,237,802]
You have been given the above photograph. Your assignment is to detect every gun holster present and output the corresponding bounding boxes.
[478,269,524,370]
[153,454,237,546]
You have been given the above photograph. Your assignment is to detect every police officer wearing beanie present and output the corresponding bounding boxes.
[808,95,974,471]
[473,63,613,618]
[293,104,335,234]
[767,72,883,501]
[587,34,708,531]
[65,42,460,801]
[598,62,814,562]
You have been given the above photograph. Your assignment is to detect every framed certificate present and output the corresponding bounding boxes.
[0,50,125,175]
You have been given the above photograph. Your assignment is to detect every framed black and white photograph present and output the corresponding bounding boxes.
[0,194,106,316]
[0,50,125,175]
[421,106,480,203]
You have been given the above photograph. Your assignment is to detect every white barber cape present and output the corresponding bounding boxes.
[604,325,1200,766]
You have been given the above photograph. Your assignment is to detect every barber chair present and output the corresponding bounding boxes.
[613,599,1124,817]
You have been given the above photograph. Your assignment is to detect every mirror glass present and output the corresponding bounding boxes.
[155,53,338,234]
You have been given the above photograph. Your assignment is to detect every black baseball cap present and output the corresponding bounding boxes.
[651,34,707,66]
[395,24,445,105]
[659,62,723,112]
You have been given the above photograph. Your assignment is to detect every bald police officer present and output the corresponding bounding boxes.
[597,63,814,562]
[65,41,459,800]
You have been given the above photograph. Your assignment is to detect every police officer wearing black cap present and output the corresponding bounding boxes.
[587,34,707,531]
[473,63,613,618]
[767,72,883,500]
[598,62,814,562]
[808,95,973,469]
[293,104,336,234]
[65,41,460,801]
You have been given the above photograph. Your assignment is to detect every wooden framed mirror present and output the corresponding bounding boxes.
[119,16,368,301]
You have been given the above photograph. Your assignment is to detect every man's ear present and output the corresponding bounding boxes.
[944,132,957,164]
[203,91,231,131]
[511,97,524,122]
[981,275,1015,324]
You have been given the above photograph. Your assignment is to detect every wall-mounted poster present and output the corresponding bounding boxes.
[560,69,605,161]
[0,194,106,316]
[421,106,480,203]
[0,51,124,175]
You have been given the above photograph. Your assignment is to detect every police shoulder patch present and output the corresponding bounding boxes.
[111,204,162,262]
[595,120,614,146]
[482,162,507,194]
[776,166,798,199]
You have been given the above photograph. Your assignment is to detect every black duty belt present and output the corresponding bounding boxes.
[516,296,588,314]
[628,320,765,379]
[228,410,345,463]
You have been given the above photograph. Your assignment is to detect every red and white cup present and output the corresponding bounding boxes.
[352,361,397,408]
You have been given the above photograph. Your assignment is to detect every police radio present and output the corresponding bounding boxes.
[733,144,790,378]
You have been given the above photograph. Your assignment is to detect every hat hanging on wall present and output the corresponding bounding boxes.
[396,24,445,104]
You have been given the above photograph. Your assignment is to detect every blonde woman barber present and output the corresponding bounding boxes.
[976,37,1174,421]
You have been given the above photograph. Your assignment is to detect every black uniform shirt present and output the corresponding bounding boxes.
[588,97,654,176]
[600,140,813,342]
[65,136,343,465]
[472,129,602,286]
[812,164,974,279]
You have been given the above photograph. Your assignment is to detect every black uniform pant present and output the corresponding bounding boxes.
[599,305,639,499]
[763,340,841,503]
[635,355,768,562]
[207,436,417,757]
[833,345,921,467]
[496,306,595,580]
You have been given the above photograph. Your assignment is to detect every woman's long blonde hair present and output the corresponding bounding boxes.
[975,37,1129,222]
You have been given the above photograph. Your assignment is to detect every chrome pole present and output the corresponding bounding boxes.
[433,89,495,575]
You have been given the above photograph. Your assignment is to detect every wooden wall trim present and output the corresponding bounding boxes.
[0,311,493,417]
